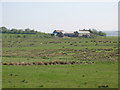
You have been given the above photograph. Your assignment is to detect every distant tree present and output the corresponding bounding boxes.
[91,29,106,37]
[91,29,98,35]
[19,29,24,34]
[25,28,30,32]
[1,26,8,33]
[30,29,35,32]
[74,31,79,37]
[11,28,18,34]
[98,31,106,36]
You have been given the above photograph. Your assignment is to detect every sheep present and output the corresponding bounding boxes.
[37,62,44,65]
[48,61,53,65]
[2,62,9,65]
[43,62,48,65]
[9,62,14,65]
[2,60,95,66]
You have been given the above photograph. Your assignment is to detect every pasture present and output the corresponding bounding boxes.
[2,34,119,88]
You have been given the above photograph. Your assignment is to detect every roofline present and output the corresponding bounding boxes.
[79,30,90,31]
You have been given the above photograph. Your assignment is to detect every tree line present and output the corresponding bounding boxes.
[0,26,38,34]
[90,29,106,36]
[0,26,53,38]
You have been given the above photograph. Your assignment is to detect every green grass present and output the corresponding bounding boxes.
[2,62,118,88]
[2,34,119,88]
[0,64,2,89]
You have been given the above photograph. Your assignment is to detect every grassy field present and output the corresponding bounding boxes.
[2,34,119,88]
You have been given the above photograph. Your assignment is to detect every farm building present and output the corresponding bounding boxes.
[64,33,76,37]
[52,29,92,37]
[78,30,92,37]
[53,30,64,36]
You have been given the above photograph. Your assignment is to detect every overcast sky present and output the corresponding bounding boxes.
[1,2,118,33]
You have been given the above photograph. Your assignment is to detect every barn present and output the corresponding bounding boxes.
[78,30,92,37]
[53,30,64,36]
[64,33,76,37]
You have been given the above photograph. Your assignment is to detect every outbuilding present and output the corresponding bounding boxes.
[78,30,92,37]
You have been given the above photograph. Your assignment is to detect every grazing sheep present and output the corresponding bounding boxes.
[64,62,67,64]
[38,62,44,65]
[52,62,56,65]
[34,62,39,65]
[9,62,14,65]
[12,62,18,65]
[59,61,64,64]
[2,62,9,65]
[43,62,48,65]
[48,61,53,65]
[32,62,36,65]
[2,60,95,66]
[21,62,26,65]
[54,61,60,64]
[70,61,75,64]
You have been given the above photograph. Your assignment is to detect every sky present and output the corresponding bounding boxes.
[1,1,118,33]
